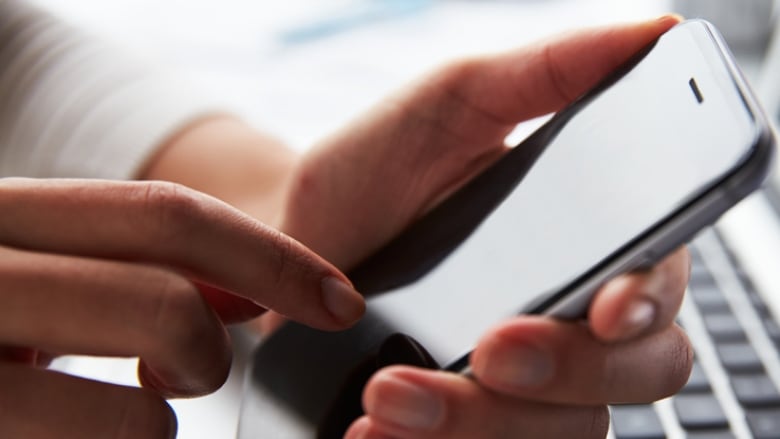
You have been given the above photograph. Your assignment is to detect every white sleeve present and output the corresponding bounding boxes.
[0,0,222,179]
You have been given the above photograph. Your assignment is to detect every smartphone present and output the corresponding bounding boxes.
[239,20,775,438]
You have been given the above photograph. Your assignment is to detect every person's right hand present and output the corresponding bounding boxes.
[0,178,365,438]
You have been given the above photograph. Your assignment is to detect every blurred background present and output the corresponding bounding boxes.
[27,0,780,150]
[24,0,779,438]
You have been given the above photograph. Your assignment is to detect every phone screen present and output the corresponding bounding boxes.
[365,21,759,365]
[242,22,773,437]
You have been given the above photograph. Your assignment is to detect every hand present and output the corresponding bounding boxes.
[0,178,364,438]
[348,248,690,438]
[272,15,689,438]
[280,16,682,270]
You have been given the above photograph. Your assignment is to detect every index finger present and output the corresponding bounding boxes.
[589,246,691,342]
[0,178,365,330]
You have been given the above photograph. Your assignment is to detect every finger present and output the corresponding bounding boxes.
[0,362,177,439]
[435,14,683,145]
[195,282,266,324]
[0,178,365,330]
[470,317,693,405]
[251,311,288,336]
[0,345,59,367]
[589,246,690,342]
[0,245,231,397]
[0,345,36,364]
[345,366,609,439]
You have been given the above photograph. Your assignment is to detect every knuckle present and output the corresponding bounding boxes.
[421,56,513,140]
[136,181,203,238]
[262,229,318,307]
[268,228,294,286]
[141,181,197,212]
[426,57,489,108]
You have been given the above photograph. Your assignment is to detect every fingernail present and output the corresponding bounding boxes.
[478,343,553,389]
[321,276,365,325]
[656,13,684,23]
[368,375,443,431]
[621,300,655,339]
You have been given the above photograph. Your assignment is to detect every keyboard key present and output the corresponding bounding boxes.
[716,342,764,373]
[690,286,731,313]
[688,245,704,262]
[686,431,735,439]
[748,290,772,317]
[673,393,729,430]
[731,374,780,408]
[689,262,716,286]
[745,408,780,438]
[702,313,746,342]
[682,361,711,393]
[610,404,665,439]
[733,265,755,286]
[764,318,780,343]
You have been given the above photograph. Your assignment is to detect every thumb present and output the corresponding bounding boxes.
[282,16,682,270]
[437,14,683,141]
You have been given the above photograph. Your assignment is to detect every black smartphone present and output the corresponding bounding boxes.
[239,20,775,438]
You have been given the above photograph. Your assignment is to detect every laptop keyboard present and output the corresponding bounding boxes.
[609,229,780,439]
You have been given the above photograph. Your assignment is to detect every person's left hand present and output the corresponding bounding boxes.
[279,16,682,271]
[277,15,692,438]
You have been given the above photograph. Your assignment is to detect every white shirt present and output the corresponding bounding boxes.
[0,0,216,179]
[0,2,243,438]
